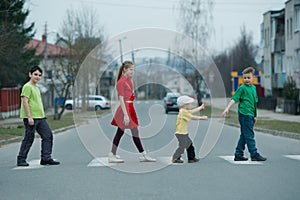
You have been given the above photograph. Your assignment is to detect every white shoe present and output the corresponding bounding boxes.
[139,151,156,162]
[108,152,124,163]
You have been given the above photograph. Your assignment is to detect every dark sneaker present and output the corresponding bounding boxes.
[234,156,248,161]
[40,159,60,165]
[188,158,200,163]
[17,160,29,167]
[251,153,267,161]
[172,159,184,163]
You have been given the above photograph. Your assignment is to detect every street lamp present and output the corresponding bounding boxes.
[118,36,127,63]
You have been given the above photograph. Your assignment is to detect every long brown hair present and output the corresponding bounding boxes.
[116,60,134,82]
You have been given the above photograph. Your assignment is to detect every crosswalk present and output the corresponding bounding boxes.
[13,159,45,170]
[219,156,263,165]
[12,155,300,170]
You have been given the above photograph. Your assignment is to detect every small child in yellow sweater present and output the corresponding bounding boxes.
[172,96,208,163]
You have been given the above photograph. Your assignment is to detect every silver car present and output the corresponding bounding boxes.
[65,95,110,110]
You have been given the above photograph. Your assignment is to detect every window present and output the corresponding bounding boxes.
[290,18,293,39]
[287,19,290,40]
[295,5,300,31]
[295,49,300,72]
[95,97,103,101]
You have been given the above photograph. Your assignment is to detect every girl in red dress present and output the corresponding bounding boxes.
[109,61,156,163]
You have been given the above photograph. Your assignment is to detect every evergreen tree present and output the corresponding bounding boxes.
[0,0,39,88]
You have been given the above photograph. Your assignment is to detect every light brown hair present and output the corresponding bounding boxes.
[242,67,255,75]
[116,60,134,82]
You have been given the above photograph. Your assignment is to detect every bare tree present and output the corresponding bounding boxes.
[176,0,214,105]
[51,6,105,119]
[213,25,257,97]
[230,25,256,72]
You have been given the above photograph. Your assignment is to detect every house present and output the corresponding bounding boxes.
[259,0,300,113]
[25,35,72,108]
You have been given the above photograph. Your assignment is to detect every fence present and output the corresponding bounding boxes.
[0,88,21,119]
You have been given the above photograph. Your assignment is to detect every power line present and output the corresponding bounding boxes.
[64,0,285,13]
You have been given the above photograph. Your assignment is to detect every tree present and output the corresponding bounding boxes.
[176,0,214,105]
[230,25,256,72]
[0,0,39,88]
[213,26,257,96]
[51,6,105,119]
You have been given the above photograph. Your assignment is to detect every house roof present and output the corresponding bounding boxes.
[25,36,72,57]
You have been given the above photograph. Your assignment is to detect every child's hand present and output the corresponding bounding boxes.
[222,108,229,117]
[200,104,205,110]
[201,116,208,120]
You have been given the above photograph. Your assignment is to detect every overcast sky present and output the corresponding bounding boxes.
[25,0,286,53]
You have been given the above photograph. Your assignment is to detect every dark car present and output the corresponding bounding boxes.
[164,93,180,114]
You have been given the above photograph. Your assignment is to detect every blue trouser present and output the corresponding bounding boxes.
[17,118,53,161]
[235,112,258,158]
[173,134,196,160]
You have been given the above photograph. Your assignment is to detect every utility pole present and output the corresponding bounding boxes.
[43,22,48,82]
[118,36,126,64]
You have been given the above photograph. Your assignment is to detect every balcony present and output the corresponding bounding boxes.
[274,36,285,52]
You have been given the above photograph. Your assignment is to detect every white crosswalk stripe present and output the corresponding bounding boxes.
[284,155,300,161]
[219,156,263,165]
[13,159,45,170]
[87,157,117,167]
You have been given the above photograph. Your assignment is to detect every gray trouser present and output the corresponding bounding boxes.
[172,134,196,160]
[17,118,53,161]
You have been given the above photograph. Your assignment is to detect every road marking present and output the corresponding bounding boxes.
[219,156,263,165]
[13,159,45,170]
[87,157,117,167]
[157,156,188,165]
[284,155,300,161]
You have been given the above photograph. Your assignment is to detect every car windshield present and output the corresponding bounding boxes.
[169,97,178,103]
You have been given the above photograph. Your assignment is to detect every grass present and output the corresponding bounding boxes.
[0,109,109,141]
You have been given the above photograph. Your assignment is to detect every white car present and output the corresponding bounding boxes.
[65,95,110,110]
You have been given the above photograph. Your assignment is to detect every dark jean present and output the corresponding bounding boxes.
[235,112,258,158]
[17,118,53,161]
[172,134,196,160]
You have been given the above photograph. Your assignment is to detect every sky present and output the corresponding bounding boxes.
[25,0,286,53]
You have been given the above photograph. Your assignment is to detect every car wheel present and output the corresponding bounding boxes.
[165,109,168,114]
[65,104,72,110]
[95,105,102,111]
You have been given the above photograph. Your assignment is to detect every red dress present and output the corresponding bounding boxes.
[111,76,138,129]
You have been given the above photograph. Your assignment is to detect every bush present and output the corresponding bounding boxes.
[283,77,299,100]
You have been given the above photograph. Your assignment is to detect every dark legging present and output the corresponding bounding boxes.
[111,127,144,154]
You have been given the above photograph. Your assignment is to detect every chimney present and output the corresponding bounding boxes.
[42,35,46,43]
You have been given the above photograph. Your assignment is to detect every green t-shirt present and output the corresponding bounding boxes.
[20,82,45,119]
[232,83,258,117]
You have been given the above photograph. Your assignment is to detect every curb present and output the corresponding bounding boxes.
[224,122,300,140]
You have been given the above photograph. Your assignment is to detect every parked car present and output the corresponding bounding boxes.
[164,93,180,114]
[65,95,110,110]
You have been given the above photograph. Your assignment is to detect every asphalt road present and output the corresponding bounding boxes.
[1,101,300,200]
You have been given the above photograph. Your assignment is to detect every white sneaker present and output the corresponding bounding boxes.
[139,151,156,162]
[108,152,124,163]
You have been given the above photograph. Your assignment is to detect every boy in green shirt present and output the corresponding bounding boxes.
[222,67,266,161]
[17,66,60,166]
[172,95,208,163]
